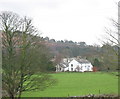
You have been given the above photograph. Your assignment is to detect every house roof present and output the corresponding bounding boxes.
[59,63,68,68]
[59,58,91,67]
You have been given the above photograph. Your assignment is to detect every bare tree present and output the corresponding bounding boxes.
[1,11,56,99]
[101,2,120,50]
[99,2,120,72]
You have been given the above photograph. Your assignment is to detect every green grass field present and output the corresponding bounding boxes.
[22,72,118,97]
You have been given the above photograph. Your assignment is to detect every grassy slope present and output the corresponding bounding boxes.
[22,72,118,97]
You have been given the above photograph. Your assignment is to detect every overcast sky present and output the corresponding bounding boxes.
[0,0,119,45]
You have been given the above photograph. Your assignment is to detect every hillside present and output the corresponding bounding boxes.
[42,38,101,58]
[41,38,118,71]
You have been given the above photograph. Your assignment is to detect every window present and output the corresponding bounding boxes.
[60,68,62,71]
[71,68,73,71]
[71,64,73,67]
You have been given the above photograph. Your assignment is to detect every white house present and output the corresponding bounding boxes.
[56,58,93,72]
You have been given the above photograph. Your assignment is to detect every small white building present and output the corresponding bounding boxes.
[56,58,93,72]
